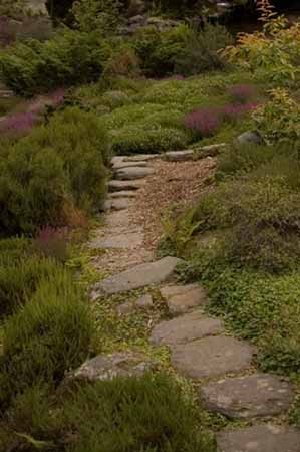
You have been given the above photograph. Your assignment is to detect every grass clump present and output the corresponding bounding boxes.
[1,374,216,452]
[0,268,94,405]
[63,374,215,452]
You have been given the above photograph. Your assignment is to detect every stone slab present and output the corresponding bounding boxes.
[92,257,182,296]
[202,374,293,419]
[115,167,155,180]
[72,352,157,381]
[172,336,255,379]
[217,425,300,452]
[165,150,195,162]
[150,311,223,347]
[109,191,137,199]
[112,161,148,170]
[103,198,131,211]
[123,154,160,162]
[160,284,208,315]
[108,180,145,192]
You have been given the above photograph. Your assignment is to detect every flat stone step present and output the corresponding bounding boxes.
[150,311,224,347]
[103,198,131,211]
[90,232,144,250]
[91,256,182,297]
[72,352,157,382]
[202,374,293,419]
[160,284,208,315]
[112,161,148,170]
[123,154,160,162]
[108,180,145,192]
[115,167,155,180]
[172,336,255,379]
[165,150,195,162]
[108,191,137,199]
[217,425,300,452]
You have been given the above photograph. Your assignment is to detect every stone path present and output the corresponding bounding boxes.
[87,151,299,452]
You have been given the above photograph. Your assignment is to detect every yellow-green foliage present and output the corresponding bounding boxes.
[222,2,300,85]
[253,88,300,144]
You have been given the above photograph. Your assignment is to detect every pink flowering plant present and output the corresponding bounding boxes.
[34,226,69,262]
[228,84,257,104]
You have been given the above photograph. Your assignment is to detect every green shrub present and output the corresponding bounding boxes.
[112,125,190,154]
[62,374,215,452]
[132,23,231,77]
[132,24,193,77]
[0,268,94,403]
[171,161,300,272]
[0,252,59,318]
[0,107,109,235]
[29,107,110,210]
[0,143,68,235]
[216,142,279,179]
[174,23,232,76]
[0,28,111,95]
[72,0,121,34]
[253,88,300,145]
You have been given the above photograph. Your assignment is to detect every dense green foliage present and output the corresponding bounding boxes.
[1,374,215,452]
[0,29,111,95]
[0,107,109,235]
[0,267,94,405]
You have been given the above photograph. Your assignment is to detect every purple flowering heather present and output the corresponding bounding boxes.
[221,103,257,122]
[34,226,69,262]
[0,111,38,136]
[183,107,222,137]
[228,84,257,104]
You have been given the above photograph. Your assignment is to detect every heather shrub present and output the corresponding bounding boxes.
[0,143,68,235]
[0,28,111,95]
[34,226,70,263]
[183,102,256,139]
[62,374,215,452]
[174,23,232,76]
[183,107,222,138]
[132,24,193,77]
[0,269,94,403]
[0,252,60,318]
[28,107,110,211]
[228,83,257,104]
[216,142,279,179]
[0,107,109,235]
[170,162,300,272]
[133,23,231,77]
[112,126,189,154]
[0,110,40,137]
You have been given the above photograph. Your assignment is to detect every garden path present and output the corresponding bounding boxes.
[88,151,300,452]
